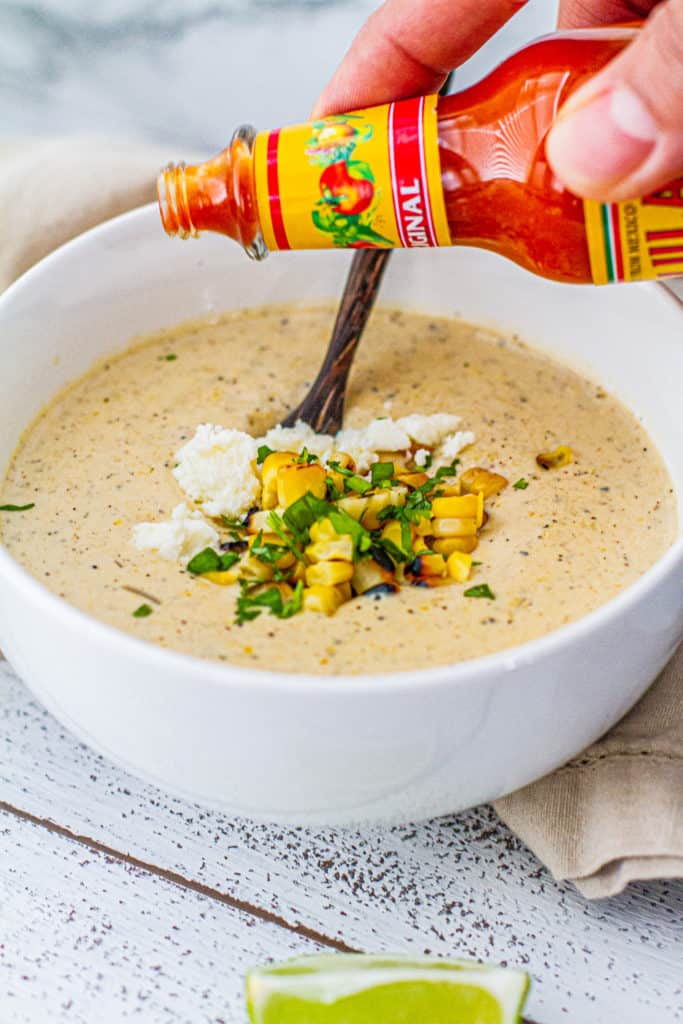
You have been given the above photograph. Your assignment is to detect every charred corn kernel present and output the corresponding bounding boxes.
[309,518,338,544]
[432,535,479,555]
[337,495,368,521]
[409,553,447,577]
[536,445,574,470]
[446,550,473,582]
[302,584,345,615]
[239,554,274,581]
[335,581,353,602]
[438,482,462,497]
[380,519,407,550]
[362,487,407,530]
[413,513,433,536]
[306,535,354,563]
[203,569,240,586]
[413,536,430,556]
[305,560,354,587]
[261,451,296,507]
[291,560,307,583]
[396,471,430,489]
[333,452,356,472]
[431,493,483,523]
[430,516,478,538]
[246,509,274,535]
[460,467,509,498]
[352,558,393,595]
[277,463,327,507]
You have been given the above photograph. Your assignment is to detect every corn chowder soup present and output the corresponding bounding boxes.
[0,306,676,675]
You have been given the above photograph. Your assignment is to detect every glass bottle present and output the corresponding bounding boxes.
[158,25,683,285]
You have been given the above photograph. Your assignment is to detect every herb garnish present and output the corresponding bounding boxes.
[250,531,293,581]
[257,444,274,465]
[187,547,239,575]
[513,478,529,490]
[370,461,395,488]
[328,460,372,495]
[163,354,178,361]
[132,603,153,618]
[235,580,304,625]
[0,503,35,512]
[464,583,495,600]
[296,447,318,464]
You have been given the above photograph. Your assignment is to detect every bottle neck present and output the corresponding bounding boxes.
[157,125,268,259]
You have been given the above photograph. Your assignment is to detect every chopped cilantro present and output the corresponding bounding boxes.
[344,475,372,495]
[327,507,373,556]
[132,603,153,618]
[472,560,483,567]
[282,493,329,539]
[513,478,529,490]
[328,460,371,495]
[235,579,303,625]
[422,452,433,469]
[373,536,411,565]
[187,547,238,575]
[296,447,318,464]
[257,444,274,465]
[250,532,293,581]
[0,503,35,512]
[163,354,178,361]
[464,583,495,600]
[325,476,343,502]
[370,461,395,488]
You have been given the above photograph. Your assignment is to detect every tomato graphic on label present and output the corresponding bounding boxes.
[320,162,375,216]
[305,115,374,168]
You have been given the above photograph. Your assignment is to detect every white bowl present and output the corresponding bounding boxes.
[1,206,681,825]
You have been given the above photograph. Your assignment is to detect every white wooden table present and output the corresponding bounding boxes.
[1,658,681,1024]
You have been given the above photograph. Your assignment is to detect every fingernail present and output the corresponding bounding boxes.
[548,85,658,191]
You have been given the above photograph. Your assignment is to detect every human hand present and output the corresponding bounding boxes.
[314,0,683,202]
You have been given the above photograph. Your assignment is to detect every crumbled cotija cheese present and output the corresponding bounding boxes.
[173,424,260,518]
[441,430,476,460]
[396,413,462,447]
[133,503,219,561]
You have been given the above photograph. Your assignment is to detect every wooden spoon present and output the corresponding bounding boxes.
[279,248,391,434]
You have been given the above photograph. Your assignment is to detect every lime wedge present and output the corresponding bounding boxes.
[246,953,529,1024]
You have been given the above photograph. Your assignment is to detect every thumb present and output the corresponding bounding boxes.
[546,2,683,201]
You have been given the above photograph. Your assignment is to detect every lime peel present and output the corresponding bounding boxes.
[246,953,530,1024]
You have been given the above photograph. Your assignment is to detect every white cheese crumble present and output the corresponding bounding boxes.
[132,503,218,562]
[172,424,260,518]
[396,413,462,447]
[414,448,430,467]
[441,430,476,461]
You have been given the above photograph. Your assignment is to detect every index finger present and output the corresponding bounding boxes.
[313,0,529,117]
[557,0,658,28]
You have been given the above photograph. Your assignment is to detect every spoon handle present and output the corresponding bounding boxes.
[280,248,391,434]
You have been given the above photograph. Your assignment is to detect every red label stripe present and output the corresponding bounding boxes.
[646,229,683,242]
[609,204,624,282]
[388,97,438,248]
[266,130,290,251]
[649,245,683,256]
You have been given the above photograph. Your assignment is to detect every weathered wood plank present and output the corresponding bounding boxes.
[2,664,681,1023]
[0,811,321,1024]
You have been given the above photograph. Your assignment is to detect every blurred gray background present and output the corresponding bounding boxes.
[1,0,557,152]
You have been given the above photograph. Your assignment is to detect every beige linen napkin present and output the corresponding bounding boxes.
[2,138,682,900]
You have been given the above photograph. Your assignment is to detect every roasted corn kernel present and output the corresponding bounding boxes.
[536,445,574,470]
[305,561,354,587]
[352,558,393,595]
[337,495,368,521]
[406,553,447,578]
[431,493,484,525]
[430,516,479,538]
[202,569,240,586]
[306,535,355,563]
[460,467,509,498]
[276,463,327,507]
[261,451,296,508]
[362,487,407,530]
[432,535,479,555]
[446,550,473,582]
[302,584,346,615]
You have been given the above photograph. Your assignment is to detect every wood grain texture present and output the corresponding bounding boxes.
[1,662,682,1024]
[0,813,321,1024]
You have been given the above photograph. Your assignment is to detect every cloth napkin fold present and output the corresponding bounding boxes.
[2,137,682,900]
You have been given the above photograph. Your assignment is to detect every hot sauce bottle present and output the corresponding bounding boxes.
[157,25,683,285]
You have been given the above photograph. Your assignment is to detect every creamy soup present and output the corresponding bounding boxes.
[0,306,676,674]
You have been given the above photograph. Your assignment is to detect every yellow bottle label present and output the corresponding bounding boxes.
[584,179,683,283]
[253,96,452,252]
